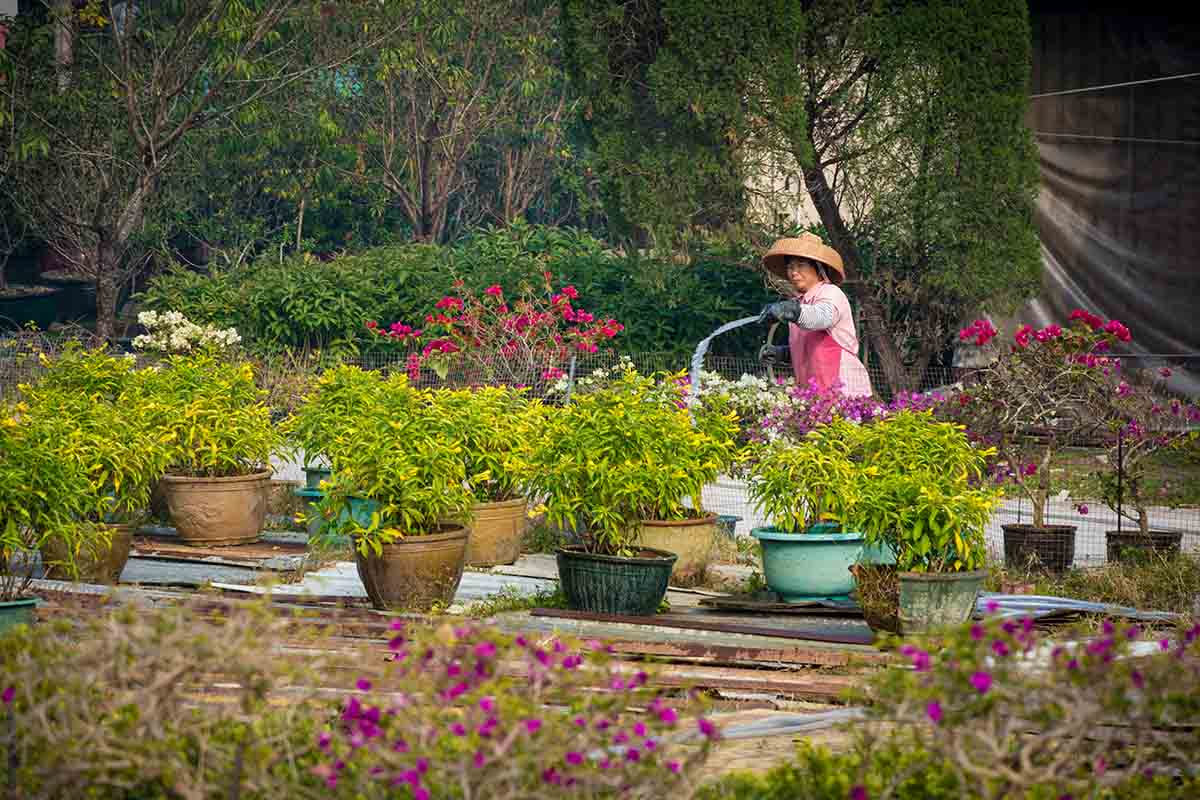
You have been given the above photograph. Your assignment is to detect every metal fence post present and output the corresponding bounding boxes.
[1116,427,1124,534]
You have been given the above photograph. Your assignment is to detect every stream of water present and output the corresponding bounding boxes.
[688,315,762,410]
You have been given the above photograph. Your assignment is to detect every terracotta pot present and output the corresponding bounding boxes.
[637,514,718,586]
[161,470,271,546]
[354,524,469,611]
[465,497,527,567]
[1001,524,1076,574]
[41,523,134,584]
[1105,529,1182,564]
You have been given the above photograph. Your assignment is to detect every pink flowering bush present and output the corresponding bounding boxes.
[311,620,717,798]
[367,273,623,389]
[758,378,945,444]
[950,311,1127,528]
[861,609,1200,799]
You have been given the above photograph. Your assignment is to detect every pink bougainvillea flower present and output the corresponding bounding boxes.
[697,718,718,739]
[658,707,678,726]
[926,700,944,724]
[992,640,1010,658]
[1014,324,1034,348]
[970,671,993,694]
[667,761,682,774]
[850,786,869,800]
[356,678,372,692]
[566,751,584,766]
[1077,504,1088,515]
[524,719,543,734]
[1131,670,1145,689]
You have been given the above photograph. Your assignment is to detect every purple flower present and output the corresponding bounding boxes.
[634,721,648,737]
[416,758,429,774]
[389,619,405,631]
[644,738,657,750]
[1077,504,1088,515]
[658,708,678,726]
[525,718,543,734]
[970,624,985,641]
[317,731,332,751]
[356,678,372,692]
[850,786,869,800]
[541,768,562,785]
[613,731,629,745]
[926,701,943,724]
[2,686,14,705]
[992,640,1010,658]
[573,716,586,727]
[970,671,993,694]
[566,751,584,766]
[473,750,486,768]
[1131,670,1145,689]
[450,723,467,737]
[626,747,641,762]
[667,761,681,774]
[1160,638,1171,651]
[478,696,495,713]
[474,641,497,659]
[415,788,430,800]
[985,600,1000,614]
[698,718,718,739]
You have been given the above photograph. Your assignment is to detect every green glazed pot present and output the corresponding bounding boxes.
[0,597,38,635]
[303,466,332,490]
[898,570,987,634]
[556,546,676,616]
[751,527,866,601]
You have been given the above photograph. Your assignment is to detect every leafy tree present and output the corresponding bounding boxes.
[326,0,570,244]
[0,1,401,340]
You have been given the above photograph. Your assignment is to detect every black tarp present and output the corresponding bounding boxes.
[1025,3,1200,393]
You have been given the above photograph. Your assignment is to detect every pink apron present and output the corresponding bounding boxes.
[788,283,873,398]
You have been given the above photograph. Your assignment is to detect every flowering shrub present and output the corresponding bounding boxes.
[758,379,945,443]
[132,310,241,354]
[369,274,623,388]
[1087,362,1200,536]
[950,311,1126,528]
[313,620,717,798]
[862,609,1200,799]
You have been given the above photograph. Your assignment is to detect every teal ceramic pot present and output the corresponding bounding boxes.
[859,540,898,566]
[303,466,332,490]
[0,597,38,634]
[752,527,867,601]
[294,487,326,540]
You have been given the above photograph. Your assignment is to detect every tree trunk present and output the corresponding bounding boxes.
[93,245,120,342]
[53,0,74,92]
[799,163,917,394]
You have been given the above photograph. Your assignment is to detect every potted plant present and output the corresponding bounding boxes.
[743,419,869,601]
[952,312,1123,573]
[522,370,734,614]
[316,375,475,611]
[18,347,174,583]
[0,401,92,630]
[147,355,282,547]
[1092,363,1200,562]
[431,386,546,567]
[284,363,385,489]
[850,412,1000,634]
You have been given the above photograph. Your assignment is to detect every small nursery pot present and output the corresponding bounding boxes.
[556,546,676,616]
[353,524,470,612]
[1105,529,1182,564]
[303,466,332,490]
[636,513,719,586]
[162,470,271,546]
[752,527,866,601]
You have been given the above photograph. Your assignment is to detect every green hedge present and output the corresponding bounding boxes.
[139,225,771,362]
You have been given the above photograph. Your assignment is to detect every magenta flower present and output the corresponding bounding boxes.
[926,701,943,724]
[566,751,584,766]
[698,718,718,739]
[474,641,497,659]
[1131,670,1145,689]
[667,761,681,774]
[524,719,543,734]
[1,686,13,705]
[450,723,467,737]
[356,678,372,692]
[626,747,641,762]
[992,640,1010,658]
[850,786,869,800]
[970,671,993,694]
[658,707,678,726]
[970,624,985,641]
[985,599,1000,614]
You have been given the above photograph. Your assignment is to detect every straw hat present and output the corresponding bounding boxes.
[762,233,845,285]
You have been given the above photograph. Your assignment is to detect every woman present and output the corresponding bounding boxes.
[757,233,873,398]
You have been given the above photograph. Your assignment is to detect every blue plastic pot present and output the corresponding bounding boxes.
[752,527,867,601]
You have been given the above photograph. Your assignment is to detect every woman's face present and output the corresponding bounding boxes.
[786,258,824,294]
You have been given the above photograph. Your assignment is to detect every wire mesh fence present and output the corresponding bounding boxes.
[3,332,1198,569]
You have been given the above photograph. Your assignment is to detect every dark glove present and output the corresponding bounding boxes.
[758,344,789,365]
[758,300,802,324]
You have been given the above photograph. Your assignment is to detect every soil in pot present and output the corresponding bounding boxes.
[1105,530,1182,564]
[40,523,134,584]
[0,598,38,634]
[1002,524,1076,573]
[162,470,271,546]
[636,513,718,587]
[849,563,899,634]
[354,524,469,612]
[556,545,676,616]
[898,570,987,635]
[465,497,527,568]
